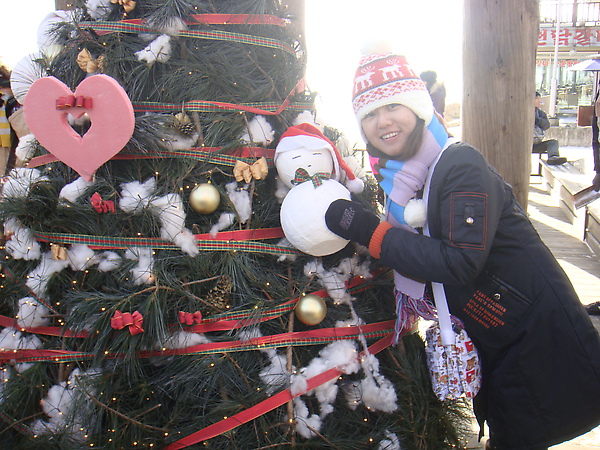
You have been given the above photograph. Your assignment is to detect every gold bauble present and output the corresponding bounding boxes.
[189,183,220,214]
[295,294,327,326]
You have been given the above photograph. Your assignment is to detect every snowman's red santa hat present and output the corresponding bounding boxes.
[275,123,364,193]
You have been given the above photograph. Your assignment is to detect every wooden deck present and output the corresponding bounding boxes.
[527,179,600,333]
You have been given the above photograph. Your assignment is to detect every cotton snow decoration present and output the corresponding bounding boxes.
[2,168,47,198]
[120,179,198,256]
[125,247,155,285]
[135,34,173,65]
[17,297,51,329]
[85,0,113,20]
[26,252,70,298]
[14,134,37,167]
[10,53,46,104]
[226,182,252,223]
[276,123,366,256]
[31,368,101,442]
[240,115,275,145]
[210,212,236,237]
[59,177,92,202]
[96,251,122,272]
[4,218,42,261]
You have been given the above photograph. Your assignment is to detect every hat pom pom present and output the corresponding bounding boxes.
[404,199,427,228]
[345,177,364,194]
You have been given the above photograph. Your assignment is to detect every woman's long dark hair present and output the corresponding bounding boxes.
[365,117,426,162]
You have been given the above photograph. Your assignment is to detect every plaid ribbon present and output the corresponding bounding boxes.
[291,168,331,188]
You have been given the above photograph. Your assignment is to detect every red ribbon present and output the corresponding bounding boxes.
[178,311,203,325]
[56,95,93,110]
[90,192,115,213]
[164,333,395,449]
[111,310,144,335]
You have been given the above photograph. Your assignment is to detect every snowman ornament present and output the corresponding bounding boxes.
[275,123,364,256]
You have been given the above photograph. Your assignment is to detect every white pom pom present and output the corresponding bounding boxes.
[404,199,427,228]
[345,177,364,194]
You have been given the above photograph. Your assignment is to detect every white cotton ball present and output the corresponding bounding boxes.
[161,331,211,350]
[289,372,309,397]
[26,253,69,297]
[404,198,427,228]
[0,328,22,350]
[135,34,172,64]
[152,194,186,238]
[171,229,199,257]
[319,340,360,375]
[4,218,42,261]
[378,431,402,450]
[210,212,236,237]
[14,134,37,166]
[40,382,72,421]
[159,131,199,151]
[226,182,252,223]
[319,268,352,305]
[66,244,96,271]
[17,297,50,329]
[119,178,156,212]
[292,397,321,439]
[59,177,92,202]
[358,375,398,413]
[292,111,316,126]
[259,353,290,394]
[97,251,122,272]
[125,248,155,285]
[85,0,113,20]
[314,379,338,406]
[240,115,274,145]
[2,168,46,198]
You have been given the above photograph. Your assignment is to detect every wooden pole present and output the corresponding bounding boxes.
[462,0,539,209]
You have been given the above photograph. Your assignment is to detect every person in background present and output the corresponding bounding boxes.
[324,52,600,449]
[534,91,566,165]
[0,65,12,175]
[591,88,600,190]
[419,70,446,116]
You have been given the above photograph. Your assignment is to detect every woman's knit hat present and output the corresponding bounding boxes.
[352,53,434,125]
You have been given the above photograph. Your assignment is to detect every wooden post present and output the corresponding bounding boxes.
[462,0,539,209]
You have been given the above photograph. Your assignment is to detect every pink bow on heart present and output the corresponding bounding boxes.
[111,310,144,335]
[90,192,115,213]
[178,311,203,325]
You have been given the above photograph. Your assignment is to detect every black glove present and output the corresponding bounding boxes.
[325,199,380,247]
[593,172,600,192]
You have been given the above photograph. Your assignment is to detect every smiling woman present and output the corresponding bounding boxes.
[304,0,464,147]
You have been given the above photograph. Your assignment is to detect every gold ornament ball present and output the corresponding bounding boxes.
[295,294,327,326]
[189,183,220,214]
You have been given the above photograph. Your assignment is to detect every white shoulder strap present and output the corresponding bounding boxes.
[424,138,457,347]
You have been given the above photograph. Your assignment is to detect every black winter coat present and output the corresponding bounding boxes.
[378,142,600,449]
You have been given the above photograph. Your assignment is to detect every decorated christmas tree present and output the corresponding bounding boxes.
[0,1,469,448]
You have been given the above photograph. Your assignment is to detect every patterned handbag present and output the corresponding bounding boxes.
[424,282,482,401]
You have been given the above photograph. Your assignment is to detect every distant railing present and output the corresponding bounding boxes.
[540,0,600,26]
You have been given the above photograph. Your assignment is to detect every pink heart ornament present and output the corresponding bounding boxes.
[24,75,135,181]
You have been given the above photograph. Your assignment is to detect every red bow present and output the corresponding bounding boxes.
[56,95,93,110]
[91,192,115,213]
[111,310,144,335]
[178,310,203,325]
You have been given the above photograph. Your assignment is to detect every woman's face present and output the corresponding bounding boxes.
[361,104,418,158]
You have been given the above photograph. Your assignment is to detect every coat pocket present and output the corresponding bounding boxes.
[454,272,534,348]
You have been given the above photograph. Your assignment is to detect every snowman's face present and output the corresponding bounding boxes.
[276,147,334,188]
